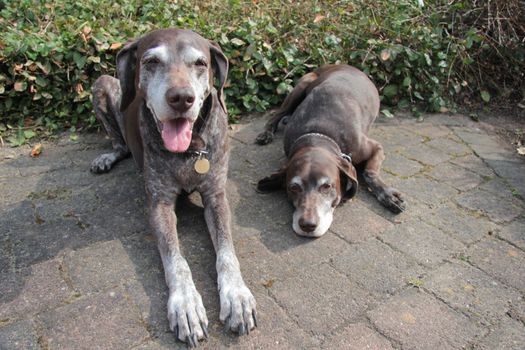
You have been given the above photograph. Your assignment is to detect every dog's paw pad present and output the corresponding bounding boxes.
[255,131,274,145]
[219,282,257,335]
[168,287,208,346]
[90,153,117,173]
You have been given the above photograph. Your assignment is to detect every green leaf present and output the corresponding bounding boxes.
[383,84,398,97]
[230,38,245,46]
[276,81,292,95]
[381,109,394,118]
[73,52,87,69]
[480,90,490,102]
[24,130,36,139]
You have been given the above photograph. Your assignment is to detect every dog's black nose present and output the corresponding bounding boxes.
[299,217,317,233]
[166,87,195,112]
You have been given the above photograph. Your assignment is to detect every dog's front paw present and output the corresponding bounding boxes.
[255,130,274,145]
[167,286,208,347]
[219,281,257,335]
[90,153,118,173]
[379,187,406,214]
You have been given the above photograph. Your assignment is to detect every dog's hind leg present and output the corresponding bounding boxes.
[255,71,318,145]
[361,137,406,213]
[90,75,130,173]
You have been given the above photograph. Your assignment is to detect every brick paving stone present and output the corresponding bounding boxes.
[481,157,525,199]
[4,144,77,178]
[405,123,452,139]
[371,127,426,152]
[331,239,425,296]
[0,319,40,350]
[382,153,425,177]
[425,261,521,324]
[369,289,483,350]
[330,200,394,243]
[476,316,525,350]
[478,177,519,199]
[426,137,471,156]
[64,240,138,294]
[233,237,290,286]
[399,142,453,166]
[0,259,71,320]
[324,323,394,350]
[270,263,372,336]
[453,127,525,198]
[420,204,496,244]
[0,176,41,212]
[269,231,349,274]
[450,154,495,178]
[389,175,459,206]
[455,189,523,223]
[427,162,484,192]
[468,238,525,292]
[508,298,525,324]
[380,220,464,267]
[499,217,525,250]
[39,288,149,350]
[453,127,505,157]
[204,291,319,349]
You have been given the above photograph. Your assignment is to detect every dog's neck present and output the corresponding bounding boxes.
[289,133,352,163]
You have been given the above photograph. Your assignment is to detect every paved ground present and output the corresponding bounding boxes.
[1,112,524,349]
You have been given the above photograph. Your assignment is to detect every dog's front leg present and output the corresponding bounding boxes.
[202,190,257,335]
[150,200,208,347]
[362,138,406,213]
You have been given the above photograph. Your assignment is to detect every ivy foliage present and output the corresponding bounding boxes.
[0,0,523,145]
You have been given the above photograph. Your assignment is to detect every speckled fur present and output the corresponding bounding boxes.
[90,29,256,347]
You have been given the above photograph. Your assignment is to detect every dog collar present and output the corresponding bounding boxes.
[290,132,353,163]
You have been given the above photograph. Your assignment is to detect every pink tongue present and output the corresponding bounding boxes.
[161,118,192,152]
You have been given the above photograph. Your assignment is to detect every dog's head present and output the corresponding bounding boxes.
[257,147,358,238]
[116,28,228,153]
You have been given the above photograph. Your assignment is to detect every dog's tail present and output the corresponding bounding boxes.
[255,72,318,145]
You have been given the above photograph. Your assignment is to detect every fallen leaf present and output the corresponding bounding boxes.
[110,42,122,50]
[30,143,42,157]
[380,49,390,61]
[262,279,274,288]
[313,14,325,23]
[400,312,416,324]
[14,81,26,91]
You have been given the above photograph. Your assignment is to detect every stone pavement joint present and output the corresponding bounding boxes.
[1,113,524,349]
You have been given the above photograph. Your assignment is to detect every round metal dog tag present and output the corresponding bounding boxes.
[194,158,210,174]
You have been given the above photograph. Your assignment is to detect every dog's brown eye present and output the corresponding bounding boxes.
[288,183,302,193]
[195,59,208,68]
[319,183,332,193]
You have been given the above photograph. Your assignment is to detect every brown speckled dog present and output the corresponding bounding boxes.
[90,28,256,347]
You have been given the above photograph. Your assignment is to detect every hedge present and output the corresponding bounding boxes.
[0,0,523,145]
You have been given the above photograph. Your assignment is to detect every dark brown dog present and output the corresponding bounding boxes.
[256,64,405,237]
[90,29,256,347]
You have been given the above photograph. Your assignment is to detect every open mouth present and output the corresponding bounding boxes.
[157,118,193,153]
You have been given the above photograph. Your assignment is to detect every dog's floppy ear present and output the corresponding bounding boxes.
[209,40,229,112]
[256,167,287,193]
[116,39,139,111]
[338,157,358,201]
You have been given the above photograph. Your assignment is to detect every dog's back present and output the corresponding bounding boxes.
[283,65,380,157]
